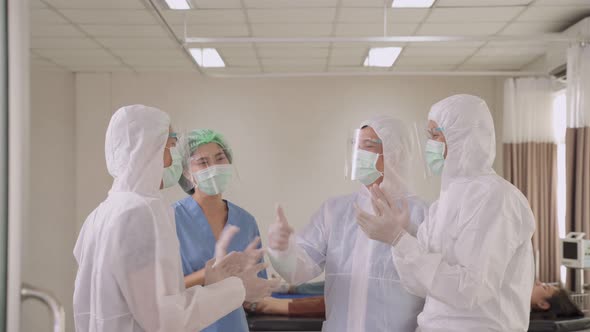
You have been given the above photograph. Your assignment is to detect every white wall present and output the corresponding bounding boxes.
[23,69,76,332]
[76,72,504,243]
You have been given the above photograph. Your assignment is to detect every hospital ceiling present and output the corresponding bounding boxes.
[29,0,590,77]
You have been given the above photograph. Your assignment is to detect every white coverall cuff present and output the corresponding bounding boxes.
[392,231,420,257]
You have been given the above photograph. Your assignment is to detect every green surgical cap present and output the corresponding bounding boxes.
[188,129,233,162]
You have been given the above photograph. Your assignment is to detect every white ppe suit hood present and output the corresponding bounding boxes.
[428,94,496,189]
[74,105,245,332]
[360,115,415,199]
[105,104,169,195]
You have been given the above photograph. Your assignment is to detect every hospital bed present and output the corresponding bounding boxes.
[247,315,323,332]
[528,317,590,332]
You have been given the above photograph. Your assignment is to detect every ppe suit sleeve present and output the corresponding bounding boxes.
[268,203,328,285]
[392,191,529,309]
[113,204,245,332]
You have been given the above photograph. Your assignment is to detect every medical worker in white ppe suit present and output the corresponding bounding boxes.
[267,115,428,332]
[73,104,275,332]
[356,94,536,332]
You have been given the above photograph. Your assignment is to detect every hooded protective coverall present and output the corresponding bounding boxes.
[269,116,427,332]
[392,95,536,332]
[73,105,245,332]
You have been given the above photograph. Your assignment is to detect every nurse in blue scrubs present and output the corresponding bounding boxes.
[173,129,267,332]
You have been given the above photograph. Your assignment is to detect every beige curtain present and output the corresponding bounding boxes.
[565,127,590,288]
[565,42,590,289]
[504,142,559,282]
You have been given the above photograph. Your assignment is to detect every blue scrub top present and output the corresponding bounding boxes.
[173,196,267,332]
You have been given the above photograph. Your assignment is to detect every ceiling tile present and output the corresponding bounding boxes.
[257,46,330,57]
[408,41,486,48]
[45,0,145,9]
[417,22,506,35]
[82,25,168,37]
[31,37,100,49]
[133,65,198,72]
[204,67,261,75]
[328,67,390,73]
[427,7,523,22]
[263,65,326,73]
[31,9,68,24]
[247,8,336,23]
[215,46,257,58]
[334,23,418,37]
[172,24,249,37]
[223,56,260,66]
[402,46,477,56]
[330,47,367,58]
[69,66,133,72]
[332,42,404,48]
[475,45,546,57]
[261,58,326,66]
[31,24,83,37]
[191,0,243,9]
[329,56,364,66]
[35,48,112,57]
[392,64,456,71]
[518,6,590,22]
[245,0,338,8]
[462,54,538,69]
[59,9,156,24]
[500,22,568,34]
[436,0,533,6]
[110,49,186,58]
[396,55,467,66]
[459,63,524,70]
[251,24,333,37]
[341,0,394,7]
[486,40,548,48]
[162,10,246,24]
[50,55,122,66]
[120,56,192,66]
[30,0,47,9]
[97,38,177,49]
[534,0,590,6]
[338,8,428,23]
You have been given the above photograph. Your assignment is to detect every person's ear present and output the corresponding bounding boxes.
[538,300,550,310]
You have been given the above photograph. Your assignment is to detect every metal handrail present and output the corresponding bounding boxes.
[21,283,65,332]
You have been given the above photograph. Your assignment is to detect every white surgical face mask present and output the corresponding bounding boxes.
[425,139,446,176]
[351,149,383,186]
[162,147,182,189]
[193,164,233,196]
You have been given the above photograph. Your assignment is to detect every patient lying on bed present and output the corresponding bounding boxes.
[245,280,584,320]
[530,280,584,320]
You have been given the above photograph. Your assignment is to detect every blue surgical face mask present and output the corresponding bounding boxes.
[193,164,233,196]
[162,147,183,189]
[351,149,383,186]
[425,139,446,176]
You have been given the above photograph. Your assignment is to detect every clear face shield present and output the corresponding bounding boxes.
[345,128,384,186]
[416,121,446,177]
[185,142,238,196]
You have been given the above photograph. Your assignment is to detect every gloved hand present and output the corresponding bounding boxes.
[355,184,410,246]
[268,205,294,251]
[238,263,281,302]
[205,225,247,285]
[243,236,266,267]
[204,252,246,285]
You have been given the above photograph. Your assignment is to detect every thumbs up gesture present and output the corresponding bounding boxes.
[268,204,294,251]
